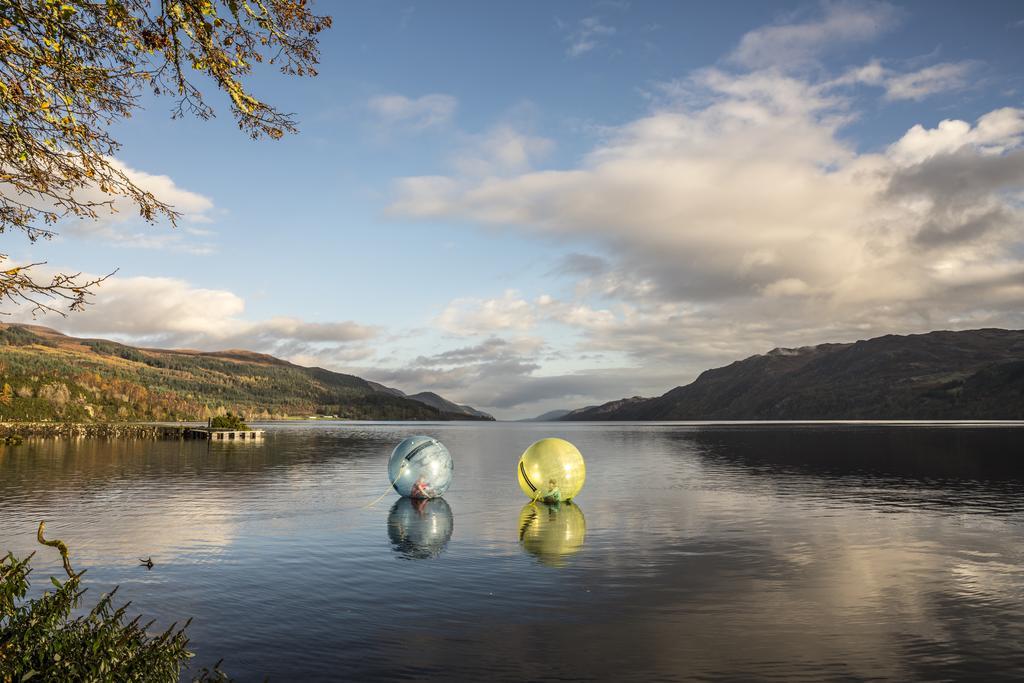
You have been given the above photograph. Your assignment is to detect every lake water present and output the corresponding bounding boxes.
[2,422,1024,681]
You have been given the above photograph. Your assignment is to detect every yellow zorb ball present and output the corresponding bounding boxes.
[516,438,586,502]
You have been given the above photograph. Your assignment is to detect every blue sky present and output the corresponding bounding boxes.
[8,1,1024,418]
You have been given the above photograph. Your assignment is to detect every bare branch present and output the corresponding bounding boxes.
[37,520,79,579]
[1,256,115,317]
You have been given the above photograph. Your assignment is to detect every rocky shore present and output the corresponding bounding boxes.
[0,422,190,443]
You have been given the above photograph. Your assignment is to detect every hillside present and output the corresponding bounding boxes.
[364,383,494,419]
[0,324,493,422]
[405,392,494,420]
[562,329,1024,421]
[519,409,572,422]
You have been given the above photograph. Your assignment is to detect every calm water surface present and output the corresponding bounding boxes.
[2,422,1024,681]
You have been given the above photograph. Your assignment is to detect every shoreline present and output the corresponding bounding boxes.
[5,418,1024,444]
[0,422,191,442]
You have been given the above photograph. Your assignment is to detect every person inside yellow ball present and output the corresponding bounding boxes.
[539,478,562,504]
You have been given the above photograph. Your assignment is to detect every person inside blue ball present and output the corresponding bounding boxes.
[411,475,432,499]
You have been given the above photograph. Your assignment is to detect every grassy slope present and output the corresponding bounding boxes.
[0,324,480,422]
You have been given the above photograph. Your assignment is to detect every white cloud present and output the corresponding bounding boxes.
[386,124,554,213]
[883,62,975,101]
[831,59,977,101]
[367,93,457,129]
[887,108,1024,165]
[111,158,214,223]
[386,176,461,217]
[836,59,888,86]
[564,16,616,57]
[3,156,217,251]
[435,290,537,335]
[393,69,871,304]
[452,125,555,176]
[729,2,900,69]
[6,273,378,361]
[65,228,217,255]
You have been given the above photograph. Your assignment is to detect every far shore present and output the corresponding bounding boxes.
[0,417,482,442]
[0,422,199,442]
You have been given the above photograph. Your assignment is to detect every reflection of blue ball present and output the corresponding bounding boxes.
[388,497,454,559]
[388,436,453,498]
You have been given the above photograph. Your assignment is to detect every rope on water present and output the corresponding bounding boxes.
[361,464,405,509]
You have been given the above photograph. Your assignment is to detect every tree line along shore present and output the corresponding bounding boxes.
[0,324,492,424]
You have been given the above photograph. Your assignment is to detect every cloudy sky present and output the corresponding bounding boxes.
[6,1,1024,419]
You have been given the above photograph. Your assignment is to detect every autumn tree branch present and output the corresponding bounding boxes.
[0,0,331,314]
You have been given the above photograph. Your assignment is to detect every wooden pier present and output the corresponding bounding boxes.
[0,423,266,442]
[182,428,264,441]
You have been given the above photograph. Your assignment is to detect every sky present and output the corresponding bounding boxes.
[6,0,1024,419]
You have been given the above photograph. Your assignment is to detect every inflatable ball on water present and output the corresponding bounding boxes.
[388,435,453,499]
[516,437,586,502]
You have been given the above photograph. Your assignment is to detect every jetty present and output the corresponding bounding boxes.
[0,422,265,441]
[182,428,264,441]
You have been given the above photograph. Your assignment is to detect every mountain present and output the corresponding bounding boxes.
[519,409,572,422]
[363,383,493,419]
[562,329,1024,421]
[405,391,494,420]
[366,381,406,398]
[0,324,493,422]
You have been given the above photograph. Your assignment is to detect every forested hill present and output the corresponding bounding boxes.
[562,329,1024,421]
[0,324,493,422]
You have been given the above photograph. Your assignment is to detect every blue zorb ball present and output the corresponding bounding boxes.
[388,436,453,499]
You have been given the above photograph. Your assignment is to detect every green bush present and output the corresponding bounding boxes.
[0,524,229,682]
[208,413,248,430]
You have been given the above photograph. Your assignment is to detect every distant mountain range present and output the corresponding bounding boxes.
[0,324,493,422]
[366,384,494,420]
[6,324,1020,424]
[562,329,1024,421]
[519,409,572,422]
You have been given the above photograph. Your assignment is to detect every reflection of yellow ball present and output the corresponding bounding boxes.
[517,437,586,501]
[518,501,587,567]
